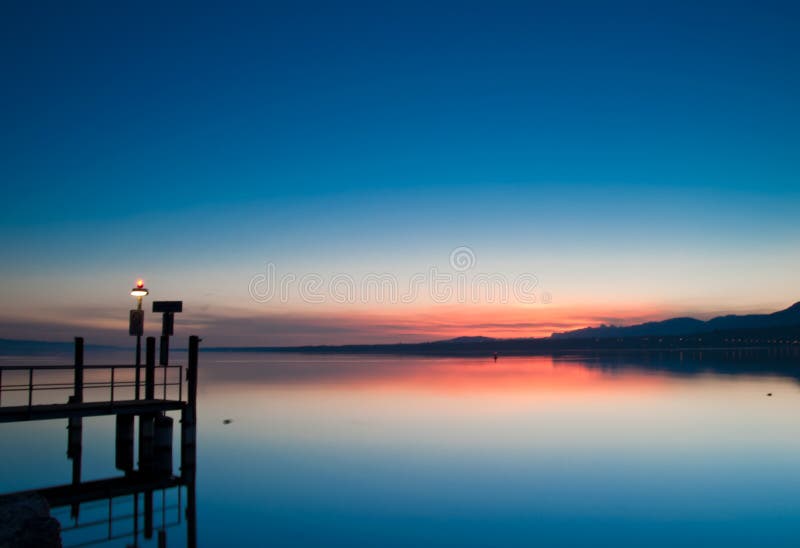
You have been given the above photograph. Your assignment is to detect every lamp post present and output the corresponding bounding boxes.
[130,279,149,399]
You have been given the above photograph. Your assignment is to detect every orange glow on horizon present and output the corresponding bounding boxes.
[0,298,739,347]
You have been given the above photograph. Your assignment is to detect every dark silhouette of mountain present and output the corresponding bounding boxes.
[552,317,706,339]
[442,336,497,343]
[205,324,800,356]
[551,302,800,339]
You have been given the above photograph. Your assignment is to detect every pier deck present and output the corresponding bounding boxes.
[0,398,186,423]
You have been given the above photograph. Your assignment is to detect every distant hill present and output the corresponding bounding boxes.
[442,336,497,343]
[551,302,800,339]
[205,324,800,356]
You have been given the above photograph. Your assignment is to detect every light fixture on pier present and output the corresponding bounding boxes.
[129,279,149,395]
[131,279,149,299]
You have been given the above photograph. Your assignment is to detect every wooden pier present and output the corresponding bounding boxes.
[0,335,200,548]
[0,398,187,423]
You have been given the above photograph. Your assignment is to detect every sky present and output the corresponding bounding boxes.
[1,1,799,346]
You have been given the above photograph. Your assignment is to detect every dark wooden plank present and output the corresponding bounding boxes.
[0,399,185,423]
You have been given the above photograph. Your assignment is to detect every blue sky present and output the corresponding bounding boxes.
[1,1,798,345]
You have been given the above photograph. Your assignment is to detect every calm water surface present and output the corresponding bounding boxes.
[2,350,800,547]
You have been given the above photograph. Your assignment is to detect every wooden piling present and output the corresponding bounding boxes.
[159,335,169,367]
[138,415,155,473]
[181,336,199,476]
[144,489,154,539]
[153,415,173,475]
[66,402,83,520]
[187,336,199,417]
[115,415,134,472]
[186,478,197,548]
[66,399,82,462]
[67,418,82,481]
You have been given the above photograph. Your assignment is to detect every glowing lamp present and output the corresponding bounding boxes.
[131,280,149,297]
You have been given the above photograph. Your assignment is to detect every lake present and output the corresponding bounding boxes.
[2,350,800,547]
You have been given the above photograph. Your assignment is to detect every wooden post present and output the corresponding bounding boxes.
[187,336,199,415]
[145,337,156,400]
[139,414,155,473]
[153,415,173,475]
[115,414,135,472]
[144,489,154,539]
[139,336,157,474]
[186,475,197,548]
[181,336,200,548]
[160,335,169,367]
[181,336,199,476]
[133,493,139,544]
[159,311,174,367]
[74,337,84,403]
[67,413,82,466]
[66,406,83,520]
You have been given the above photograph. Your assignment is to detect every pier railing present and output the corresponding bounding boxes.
[0,336,197,423]
[0,364,183,409]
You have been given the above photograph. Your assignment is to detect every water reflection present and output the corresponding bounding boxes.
[558,348,800,380]
[192,351,800,547]
[200,348,800,386]
[3,350,800,547]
